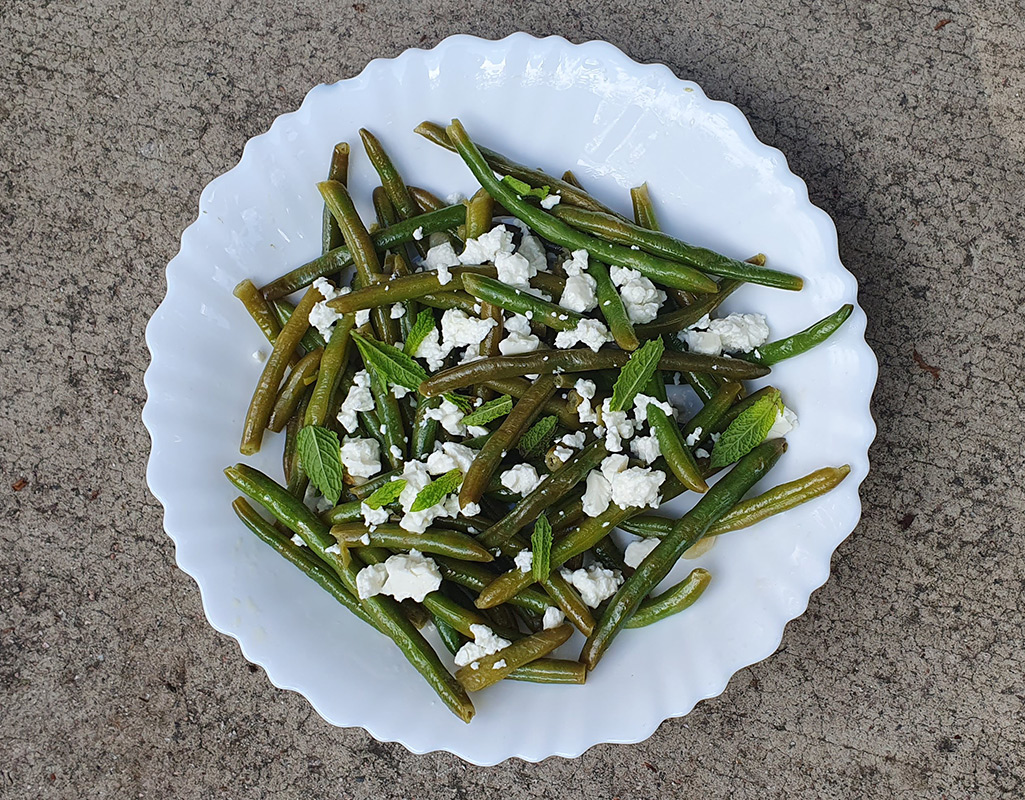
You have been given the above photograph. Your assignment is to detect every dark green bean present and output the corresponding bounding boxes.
[305,314,356,427]
[681,381,743,441]
[460,274,583,332]
[283,384,313,486]
[408,185,446,213]
[507,658,587,684]
[539,571,596,636]
[646,403,708,494]
[634,279,742,340]
[588,258,639,351]
[433,556,552,616]
[465,188,494,240]
[482,378,581,431]
[625,568,710,628]
[580,439,786,668]
[330,523,494,563]
[748,304,854,365]
[592,535,628,573]
[431,611,465,656]
[322,142,350,254]
[268,347,322,432]
[366,372,406,469]
[270,299,327,354]
[233,279,283,344]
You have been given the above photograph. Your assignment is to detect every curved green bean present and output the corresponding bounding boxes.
[330,523,494,563]
[268,347,322,432]
[625,568,710,628]
[588,258,639,351]
[433,556,552,616]
[270,299,327,354]
[305,314,356,427]
[748,304,854,365]
[460,273,583,332]
[646,403,708,493]
[455,624,573,691]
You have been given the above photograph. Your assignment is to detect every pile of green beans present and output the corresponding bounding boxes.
[225,123,858,722]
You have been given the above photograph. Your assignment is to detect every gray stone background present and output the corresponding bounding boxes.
[2,1,1023,797]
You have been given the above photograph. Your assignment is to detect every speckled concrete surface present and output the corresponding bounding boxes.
[2,1,1023,797]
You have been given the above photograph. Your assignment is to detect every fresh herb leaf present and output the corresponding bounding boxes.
[531,515,553,581]
[352,331,428,392]
[364,479,407,510]
[296,425,344,504]
[403,309,436,357]
[609,337,664,412]
[710,390,783,468]
[501,175,550,201]
[444,392,474,413]
[409,469,463,512]
[461,395,513,427]
[518,415,558,458]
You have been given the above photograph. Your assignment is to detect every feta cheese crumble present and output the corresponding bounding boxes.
[559,249,598,313]
[426,441,479,475]
[598,398,636,452]
[336,370,375,433]
[360,502,390,528]
[412,226,424,241]
[498,313,541,355]
[340,437,382,478]
[542,606,566,629]
[610,265,666,324]
[554,318,612,352]
[390,302,406,319]
[424,397,468,436]
[355,549,442,602]
[459,225,515,265]
[500,463,542,496]
[574,379,598,424]
[453,624,511,667]
[629,435,662,464]
[494,251,535,290]
[424,241,460,285]
[708,313,769,353]
[514,549,533,573]
[441,308,497,352]
[624,537,660,568]
[396,460,459,533]
[765,406,799,440]
[540,193,561,209]
[560,564,623,607]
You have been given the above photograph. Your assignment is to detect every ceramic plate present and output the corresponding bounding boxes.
[143,33,877,764]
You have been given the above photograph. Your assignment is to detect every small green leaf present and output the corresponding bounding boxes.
[364,479,407,510]
[609,337,664,412]
[501,175,550,200]
[518,415,558,458]
[409,469,463,512]
[710,390,783,468]
[353,331,429,392]
[296,425,344,504]
[531,515,553,581]
[461,395,513,427]
[403,309,436,357]
[444,392,474,413]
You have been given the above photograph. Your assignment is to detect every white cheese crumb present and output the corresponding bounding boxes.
[396,460,456,533]
[630,435,662,464]
[441,308,497,353]
[493,659,507,669]
[290,534,306,547]
[500,463,542,496]
[424,397,468,436]
[685,427,703,447]
[499,313,541,355]
[553,445,573,463]
[684,328,722,355]
[340,437,382,478]
[765,406,799,440]
[624,537,660,568]
[415,326,450,371]
[515,231,548,274]
[336,370,375,433]
[609,265,666,324]
[707,313,770,353]
[390,303,406,319]
[412,226,424,241]
[559,564,623,607]
[582,469,613,517]
[453,624,511,667]
[542,606,566,629]
[574,379,598,424]
[633,393,675,425]
[559,249,598,313]
[252,349,267,363]
[355,549,442,602]
[554,318,612,352]
[425,241,460,286]
[514,549,533,573]
[598,398,636,452]
[459,225,515,265]
[360,502,389,528]
[540,193,561,209]
[495,251,536,290]
[426,442,478,475]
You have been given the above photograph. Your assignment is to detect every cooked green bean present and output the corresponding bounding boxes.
[360,129,419,224]
[748,304,854,365]
[592,535,628,572]
[233,279,283,344]
[418,291,480,315]
[270,299,327,354]
[411,394,441,459]
[581,439,786,668]
[465,188,494,240]
[325,267,487,313]
[460,273,583,332]
[681,381,743,441]
[268,347,322,432]
[431,611,465,656]
[445,119,719,293]
[322,142,350,254]
[231,497,375,628]
[588,258,640,351]
[459,377,556,510]
[478,439,608,549]
[224,464,474,722]
[683,370,721,404]
[261,204,466,300]
[282,384,312,486]
[537,571,596,636]
[421,348,769,397]
[330,523,494,563]
[634,279,742,339]
[646,403,708,493]
[455,624,573,691]
[241,285,320,455]
[321,500,364,526]
[408,186,447,213]
[507,658,587,684]
[552,204,803,291]
[630,183,659,232]
[625,568,710,628]
[416,121,621,217]
[433,556,552,616]
[366,371,406,469]
[482,377,581,431]
[305,315,356,427]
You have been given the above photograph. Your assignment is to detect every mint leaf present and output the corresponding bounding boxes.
[462,395,513,427]
[518,415,558,458]
[444,392,474,413]
[352,331,428,392]
[364,479,407,510]
[403,309,436,357]
[531,515,553,581]
[501,175,550,200]
[710,390,783,468]
[409,469,463,512]
[609,337,664,412]
[296,425,344,504]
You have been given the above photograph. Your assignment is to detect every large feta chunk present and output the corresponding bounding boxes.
[415,326,451,371]
[542,606,566,629]
[610,266,666,324]
[624,537,660,568]
[426,441,479,475]
[494,251,535,290]
[707,313,770,353]
[582,469,613,517]
[765,406,799,440]
[355,549,442,602]
[340,437,382,478]
[684,329,723,356]
[559,249,598,313]
[441,308,497,352]
[574,379,598,424]
[514,549,533,573]
[453,624,511,667]
[459,225,516,265]
[554,318,612,352]
[360,502,390,528]
[599,398,636,453]
[630,435,661,465]
[559,564,623,607]
[396,460,453,533]
[500,463,542,496]
[424,397,468,437]
[498,313,541,355]
[424,241,460,286]
[336,370,375,433]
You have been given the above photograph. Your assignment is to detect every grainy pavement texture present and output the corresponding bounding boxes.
[2,1,1023,798]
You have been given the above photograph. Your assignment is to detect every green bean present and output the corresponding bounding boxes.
[634,279,742,340]
[421,348,769,397]
[748,304,854,365]
[330,523,494,563]
[479,599,521,634]
[260,205,466,300]
[681,381,743,441]
[561,170,584,189]
[320,500,364,526]
[366,372,406,469]
[223,464,474,722]
[683,371,721,404]
[588,258,639,351]
[325,267,487,313]
[645,403,707,494]
[478,439,608,549]
[444,119,718,293]
[630,183,659,232]
[386,251,418,340]
[465,188,494,240]
[550,493,585,533]
[507,658,587,684]
[476,302,504,401]
[459,273,583,331]
[233,279,283,344]
[410,394,441,459]
[433,556,552,616]
[592,535,628,572]
[241,285,320,455]
[455,624,574,692]
[283,384,312,485]
[538,571,596,636]
[360,129,419,223]
[268,347,322,432]
[625,568,710,628]
[552,204,803,291]
[459,377,556,510]
[482,378,581,431]
[431,610,465,656]
[322,142,350,254]
[270,299,327,354]
[416,121,622,217]
[418,291,480,315]
[475,475,686,609]
[231,497,376,628]
[580,439,786,668]
[408,185,447,213]
[305,314,356,428]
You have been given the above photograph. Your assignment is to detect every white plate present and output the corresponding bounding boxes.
[143,33,877,764]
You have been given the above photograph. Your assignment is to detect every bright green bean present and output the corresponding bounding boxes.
[625,568,710,628]
[748,304,854,365]
[646,403,708,493]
